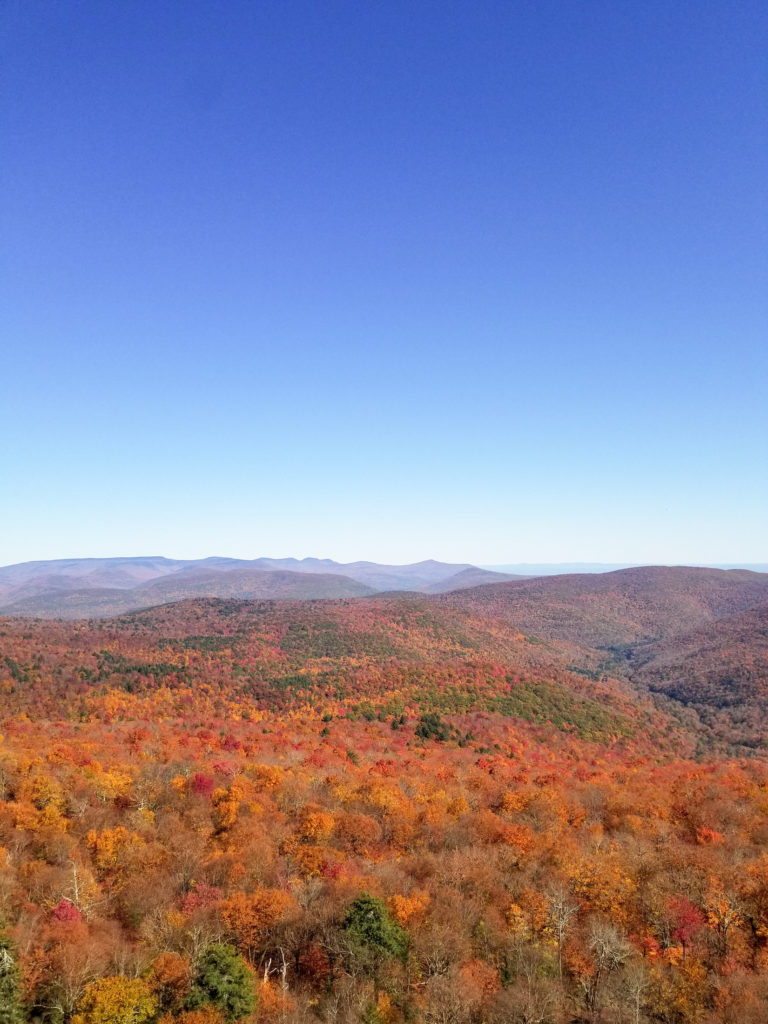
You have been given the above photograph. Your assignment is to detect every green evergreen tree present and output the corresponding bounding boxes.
[186,943,257,1022]
[0,932,25,1024]
[343,893,408,1000]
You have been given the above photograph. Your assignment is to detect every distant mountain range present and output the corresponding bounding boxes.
[0,556,523,618]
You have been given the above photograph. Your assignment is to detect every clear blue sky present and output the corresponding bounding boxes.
[2,1,766,566]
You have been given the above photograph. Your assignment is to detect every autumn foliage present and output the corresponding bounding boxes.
[1,589,768,1022]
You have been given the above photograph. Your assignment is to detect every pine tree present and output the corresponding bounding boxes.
[186,943,257,1022]
[343,893,409,1001]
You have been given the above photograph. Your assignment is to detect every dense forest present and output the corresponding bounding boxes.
[2,571,768,1023]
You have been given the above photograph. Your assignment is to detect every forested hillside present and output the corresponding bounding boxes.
[630,602,768,751]
[439,567,768,648]
[1,572,768,1023]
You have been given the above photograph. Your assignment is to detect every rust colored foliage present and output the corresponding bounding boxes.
[1,585,768,1023]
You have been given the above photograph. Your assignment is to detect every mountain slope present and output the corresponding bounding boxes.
[437,566,768,753]
[0,592,671,751]
[629,601,768,749]
[439,566,768,649]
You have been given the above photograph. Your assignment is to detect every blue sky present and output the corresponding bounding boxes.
[2,1,766,566]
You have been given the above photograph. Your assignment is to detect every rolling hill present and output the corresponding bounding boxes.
[438,565,768,648]
[0,569,376,618]
[437,566,768,753]
[629,600,768,749]
[0,556,521,618]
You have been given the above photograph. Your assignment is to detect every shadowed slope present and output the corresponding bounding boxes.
[438,566,768,648]
[629,601,768,749]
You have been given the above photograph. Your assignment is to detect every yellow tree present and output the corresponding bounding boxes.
[72,976,156,1024]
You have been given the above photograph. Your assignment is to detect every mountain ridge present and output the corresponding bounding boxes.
[0,555,525,618]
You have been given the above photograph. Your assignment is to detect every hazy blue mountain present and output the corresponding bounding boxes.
[0,555,524,618]
[0,568,376,618]
[424,567,524,593]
